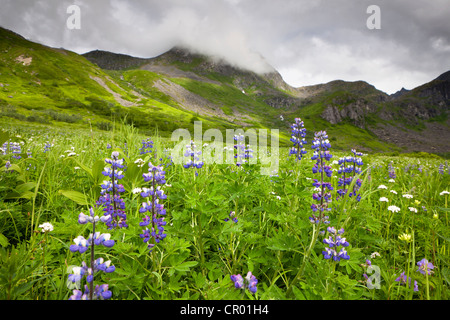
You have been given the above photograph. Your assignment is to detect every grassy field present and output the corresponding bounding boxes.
[0,120,449,301]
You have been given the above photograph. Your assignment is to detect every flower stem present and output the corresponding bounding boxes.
[89,220,96,300]
[286,222,319,297]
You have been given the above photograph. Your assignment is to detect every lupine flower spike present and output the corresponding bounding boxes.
[395,272,418,292]
[289,118,307,161]
[96,151,128,229]
[183,140,203,169]
[230,271,258,294]
[233,134,245,167]
[139,162,168,252]
[309,131,333,224]
[322,227,350,261]
[68,207,115,300]
[337,149,364,201]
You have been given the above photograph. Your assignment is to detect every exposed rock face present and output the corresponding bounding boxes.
[82,50,149,70]
[264,96,299,109]
[390,87,410,99]
[370,120,450,153]
[321,99,377,128]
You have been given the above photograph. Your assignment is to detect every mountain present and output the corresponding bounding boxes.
[1,26,449,154]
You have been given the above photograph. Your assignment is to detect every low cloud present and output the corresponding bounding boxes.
[1,0,449,93]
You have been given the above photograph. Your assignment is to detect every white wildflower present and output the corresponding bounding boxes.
[134,158,145,167]
[39,222,54,233]
[132,188,142,194]
[370,252,381,259]
[388,205,401,213]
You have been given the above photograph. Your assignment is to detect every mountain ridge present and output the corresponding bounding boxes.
[1,26,449,154]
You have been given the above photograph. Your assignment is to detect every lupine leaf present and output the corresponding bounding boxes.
[174,261,198,272]
[0,234,8,247]
[58,189,89,206]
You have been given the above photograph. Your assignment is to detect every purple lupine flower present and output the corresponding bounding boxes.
[243,144,253,161]
[289,118,308,161]
[2,141,22,160]
[231,272,258,294]
[68,203,116,300]
[139,162,168,252]
[246,271,258,294]
[337,149,364,201]
[69,284,112,300]
[233,134,245,167]
[92,232,115,248]
[183,140,204,169]
[224,211,238,223]
[322,227,350,261]
[140,138,154,155]
[388,161,396,179]
[395,272,418,292]
[97,152,128,229]
[68,255,115,299]
[94,284,112,300]
[68,266,86,283]
[69,288,88,300]
[94,258,115,273]
[44,141,53,153]
[417,258,435,276]
[230,274,244,289]
[70,236,90,254]
[309,131,334,224]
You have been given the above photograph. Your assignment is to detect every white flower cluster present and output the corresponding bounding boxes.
[39,222,54,233]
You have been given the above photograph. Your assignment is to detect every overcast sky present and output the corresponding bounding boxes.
[1,0,449,94]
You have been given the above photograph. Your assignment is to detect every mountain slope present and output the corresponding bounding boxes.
[1,26,449,154]
[0,27,240,136]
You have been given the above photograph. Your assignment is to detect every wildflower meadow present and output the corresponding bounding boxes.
[0,119,449,302]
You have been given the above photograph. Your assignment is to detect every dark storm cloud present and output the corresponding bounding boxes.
[0,0,449,93]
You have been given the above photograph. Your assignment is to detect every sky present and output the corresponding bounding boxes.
[1,0,449,94]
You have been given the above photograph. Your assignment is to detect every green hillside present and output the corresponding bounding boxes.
[1,27,448,154]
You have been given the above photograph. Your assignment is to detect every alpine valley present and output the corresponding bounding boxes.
[1,26,449,155]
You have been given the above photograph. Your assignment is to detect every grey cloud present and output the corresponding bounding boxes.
[0,0,449,93]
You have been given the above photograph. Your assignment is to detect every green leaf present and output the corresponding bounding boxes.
[58,190,89,206]
[292,285,307,300]
[173,261,198,272]
[0,234,9,247]
[0,163,22,174]
[67,159,92,178]
[4,190,34,200]
[91,159,106,185]
[15,182,36,193]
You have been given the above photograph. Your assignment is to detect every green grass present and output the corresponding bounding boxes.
[0,122,448,301]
